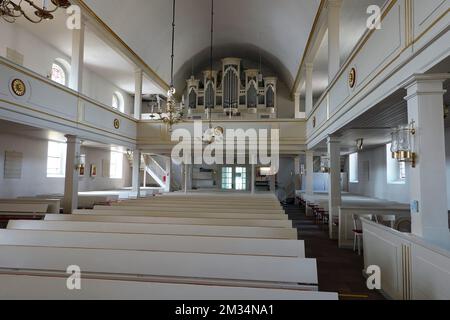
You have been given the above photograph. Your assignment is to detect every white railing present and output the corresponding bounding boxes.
[142,155,166,188]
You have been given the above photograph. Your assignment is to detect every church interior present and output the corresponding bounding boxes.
[0,0,449,301]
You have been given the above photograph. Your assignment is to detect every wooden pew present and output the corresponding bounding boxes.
[45,214,293,228]
[98,205,284,215]
[0,229,305,257]
[0,245,317,289]
[0,203,48,213]
[74,209,289,221]
[0,273,338,300]
[8,220,298,239]
[1,199,60,214]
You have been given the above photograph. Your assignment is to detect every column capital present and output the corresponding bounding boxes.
[327,136,340,144]
[403,73,449,100]
[64,135,80,143]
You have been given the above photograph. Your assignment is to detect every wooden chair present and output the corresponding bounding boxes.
[352,214,372,255]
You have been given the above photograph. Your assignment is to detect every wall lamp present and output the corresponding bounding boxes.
[390,120,416,168]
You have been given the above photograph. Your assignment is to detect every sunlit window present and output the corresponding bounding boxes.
[349,153,359,183]
[112,92,125,113]
[47,141,67,178]
[386,144,406,184]
[221,167,233,190]
[110,151,123,179]
[235,167,247,190]
[51,62,67,86]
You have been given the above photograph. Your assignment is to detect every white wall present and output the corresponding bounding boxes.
[0,21,134,116]
[0,134,131,198]
[348,145,410,204]
[348,127,450,208]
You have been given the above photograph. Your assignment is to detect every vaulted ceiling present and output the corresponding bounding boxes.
[82,0,321,92]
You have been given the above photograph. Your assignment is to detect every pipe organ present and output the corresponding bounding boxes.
[185,58,277,119]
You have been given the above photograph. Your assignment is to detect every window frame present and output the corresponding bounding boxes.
[47,141,67,178]
[50,61,68,86]
[349,152,359,184]
[109,150,124,180]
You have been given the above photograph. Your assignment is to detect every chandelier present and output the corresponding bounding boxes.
[156,0,183,131]
[1,0,71,23]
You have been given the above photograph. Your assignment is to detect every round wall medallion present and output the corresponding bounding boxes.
[348,68,356,89]
[11,79,26,97]
[113,119,120,129]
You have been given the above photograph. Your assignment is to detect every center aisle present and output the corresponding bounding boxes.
[283,203,385,300]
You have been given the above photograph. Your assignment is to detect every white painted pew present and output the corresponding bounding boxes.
[8,220,298,239]
[0,203,48,214]
[0,245,317,287]
[74,209,289,221]
[37,194,119,209]
[0,229,305,257]
[1,199,60,214]
[45,214,293,228]
[99,205,284,215]
[0,273,338,300]
[123,200,282,209]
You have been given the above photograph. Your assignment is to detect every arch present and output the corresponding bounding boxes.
[51,58,70,86]
[112,91,125,113]
[247,80,258,108]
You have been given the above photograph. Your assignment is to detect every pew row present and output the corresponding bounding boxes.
[0,245,317,289]
[45,214,293,228]
[0,229,305,257]
[8,220,298,239]
[96,205,284,215]
[119,200,282,209]
[0,273,338,300]
[0,203,48,214]
[1,199,60,214]
[74,209,288,221]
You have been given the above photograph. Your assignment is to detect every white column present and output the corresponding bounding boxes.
[305,63,314,116]
[134,68,143,120]
[305,150,314,196]
[251,164,256,194]
[184,164,189,193]
[328,0,342,82]
[328,136,341,239]
[132,150,142,198]
[69,21,85,92]
[63,135,81,214]
[404,74,450,248]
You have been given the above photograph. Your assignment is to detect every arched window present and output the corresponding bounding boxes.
[51,62,67,86]
[112,92,125,113]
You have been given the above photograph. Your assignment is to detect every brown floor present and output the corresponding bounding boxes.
[285,203,385,300]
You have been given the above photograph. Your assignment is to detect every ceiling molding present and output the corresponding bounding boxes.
[290,0,326,98]
[72,0,170,93]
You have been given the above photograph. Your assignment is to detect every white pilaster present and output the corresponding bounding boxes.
[63,135,81,214]
[132,150,142,198]
[327,0,342,82]
[305,63,314,116]
[294,93,302,119]
[69,21,85,92]
[328,136,341,239]
[134,68,143,120]
[404,74,450,248]
[305,150,314,196]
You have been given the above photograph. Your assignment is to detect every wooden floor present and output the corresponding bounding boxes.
[285,203,385,300]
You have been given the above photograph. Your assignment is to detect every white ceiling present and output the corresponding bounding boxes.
[82,0,321,91]
[12,0,387,97]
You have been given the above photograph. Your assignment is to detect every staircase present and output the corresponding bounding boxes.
[142,154,167,189]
